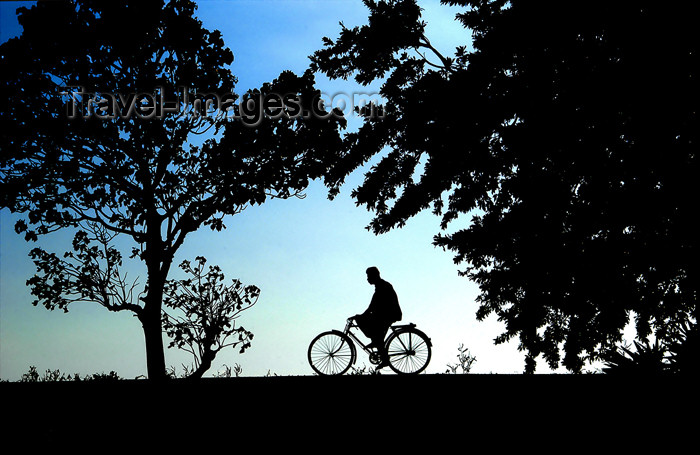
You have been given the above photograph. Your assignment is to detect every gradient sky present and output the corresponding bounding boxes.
[0,0,566,380]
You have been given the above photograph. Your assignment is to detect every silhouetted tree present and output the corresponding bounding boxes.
[1,0,345,380]
[162,256,259,379]
[27,221,253,379]
[312,0,697,372]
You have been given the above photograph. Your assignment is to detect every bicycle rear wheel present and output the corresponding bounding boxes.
[308,331,356,375]
[385,328,432,374]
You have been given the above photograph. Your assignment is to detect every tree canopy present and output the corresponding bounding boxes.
[313,0,698,372]
[1,0,345,379]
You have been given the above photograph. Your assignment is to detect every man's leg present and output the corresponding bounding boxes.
[355,315,380,348]
[374,324,391,369]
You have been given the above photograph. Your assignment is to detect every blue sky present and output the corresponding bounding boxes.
[0,0,557,380]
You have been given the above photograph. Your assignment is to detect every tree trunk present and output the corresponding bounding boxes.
[140,211,172,381]
[189,347,216,380]
[140,305,167,381]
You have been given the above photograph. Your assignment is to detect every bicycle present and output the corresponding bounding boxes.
[307,317,432,375]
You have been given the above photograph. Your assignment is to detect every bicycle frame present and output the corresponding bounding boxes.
[342,318,372,355]
[343,318,421,356]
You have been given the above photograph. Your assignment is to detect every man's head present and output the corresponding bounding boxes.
[366,266,381,285]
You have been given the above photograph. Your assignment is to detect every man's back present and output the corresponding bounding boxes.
[369,278,402,323]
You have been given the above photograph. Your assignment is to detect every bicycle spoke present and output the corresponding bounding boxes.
[308,332,355,375]
[386,329,431,374]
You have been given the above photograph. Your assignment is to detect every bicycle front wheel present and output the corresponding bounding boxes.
[308,331,356,375]
[385,328,432,374]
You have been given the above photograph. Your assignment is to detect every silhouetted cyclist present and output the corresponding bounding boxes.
[352,267,402,370]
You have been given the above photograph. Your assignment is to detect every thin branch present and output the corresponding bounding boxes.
[415,33,456,73]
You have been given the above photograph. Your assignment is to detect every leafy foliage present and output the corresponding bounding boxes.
[313,0,698,372]
[19,366,122,382]
[602,340,668,375]
[162,257,259,379]
[26,222,142,313]
[602,317,698,374]
[445,344,477,374]
[665,319,699,375]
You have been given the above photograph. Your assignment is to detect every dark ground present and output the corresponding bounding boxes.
[3,374,694,449]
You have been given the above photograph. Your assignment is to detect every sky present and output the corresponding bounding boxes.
[0,0,567,380]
